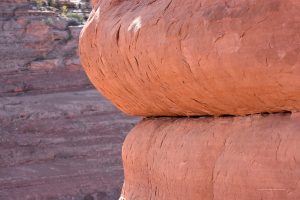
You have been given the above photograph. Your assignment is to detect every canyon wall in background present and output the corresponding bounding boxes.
[0,0,91,96]
[0,1,139,199]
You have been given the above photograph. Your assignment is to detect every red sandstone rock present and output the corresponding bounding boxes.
[122,113,300,200]
[90,0,98,7]
[80,0,300,116]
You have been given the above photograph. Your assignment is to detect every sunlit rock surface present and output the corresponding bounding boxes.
[80,0,300,116]
[122,113,300,200]
[79,0,300,200]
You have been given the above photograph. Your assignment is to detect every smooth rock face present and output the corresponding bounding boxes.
[80,0,300,116]
[122,113,300,200]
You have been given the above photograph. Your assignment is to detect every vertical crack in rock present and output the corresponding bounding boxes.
[116,24,122,47]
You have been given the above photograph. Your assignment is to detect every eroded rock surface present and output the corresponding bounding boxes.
[122,113,300,200]
[0,90,139,200]
[0,0,91,96]
[78,0,300,199]
[80,0,300,116]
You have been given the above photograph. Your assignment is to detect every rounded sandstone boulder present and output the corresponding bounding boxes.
[121,113,300,200]
[80,0,300,116]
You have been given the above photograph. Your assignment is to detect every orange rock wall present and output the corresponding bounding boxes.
[122,113,300,200]
[79,0,300,199]
[80,0,300,116]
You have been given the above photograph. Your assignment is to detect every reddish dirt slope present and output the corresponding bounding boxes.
[0,90,139,200]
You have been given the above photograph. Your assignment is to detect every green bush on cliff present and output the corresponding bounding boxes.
[34,0,45,8]
[66,13,84,24]
[49,0,57,7]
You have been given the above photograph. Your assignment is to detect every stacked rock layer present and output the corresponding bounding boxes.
[79,0,300,199]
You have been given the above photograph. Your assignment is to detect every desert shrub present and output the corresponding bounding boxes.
[49,0,57,7]
[34,0,44,8]
[61,5,68,16]
[66,13,84,24]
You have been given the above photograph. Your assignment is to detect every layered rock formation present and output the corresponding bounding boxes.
[0,0,90,96]
[79,0,300,199]
[0,90,139,200]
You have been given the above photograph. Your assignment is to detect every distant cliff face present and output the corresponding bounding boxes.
[0,0,91,96]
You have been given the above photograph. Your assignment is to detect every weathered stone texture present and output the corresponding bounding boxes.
[122,113,300,200]
[0,0,91,96]
[0,90,139,200]
[78,0,300,199]
[80,0,300,116]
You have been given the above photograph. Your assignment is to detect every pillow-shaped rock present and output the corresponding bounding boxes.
[121,113,300,199]
[79,0,300,116]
